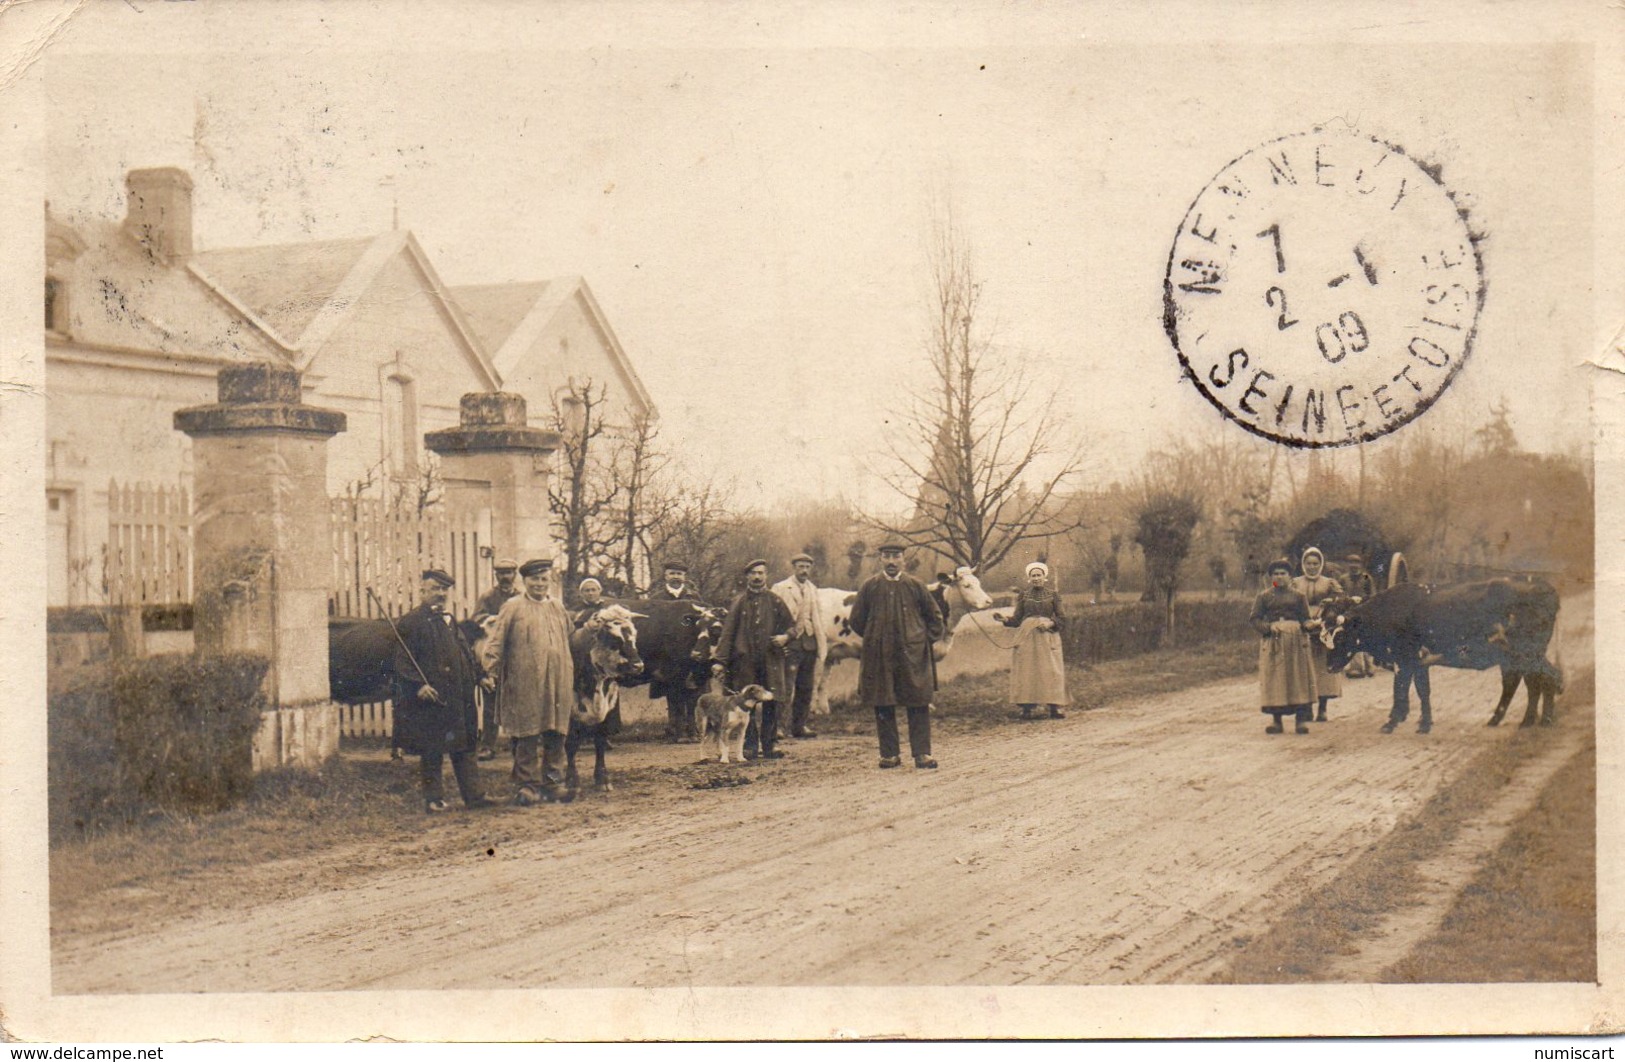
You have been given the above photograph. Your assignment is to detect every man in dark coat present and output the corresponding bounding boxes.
[470,557,520,759]
[716,559,795,760]
[653,560,701,602]
[849,543,945,769]
[391,568,492,813]
[651,559,705,741]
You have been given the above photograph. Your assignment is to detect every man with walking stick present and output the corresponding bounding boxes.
[389,569,493,813]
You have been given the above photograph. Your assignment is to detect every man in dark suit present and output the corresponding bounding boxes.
[849,543,945,769]
[391,568,492,813]
[653,560,701,601]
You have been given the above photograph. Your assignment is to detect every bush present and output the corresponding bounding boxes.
[50,652,267,839]
[1062,598,1253,664]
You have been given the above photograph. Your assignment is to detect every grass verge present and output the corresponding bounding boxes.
[1213,667,1595,984]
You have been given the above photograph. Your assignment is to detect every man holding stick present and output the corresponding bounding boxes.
[390,568,492,813]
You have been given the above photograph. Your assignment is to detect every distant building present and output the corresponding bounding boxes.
[45,166,653,605]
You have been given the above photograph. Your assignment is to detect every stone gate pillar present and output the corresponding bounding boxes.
[175,363,346,772]
[425,392,561,564]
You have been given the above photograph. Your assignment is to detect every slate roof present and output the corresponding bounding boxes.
[450,280,555,356]
[192,236,377,347]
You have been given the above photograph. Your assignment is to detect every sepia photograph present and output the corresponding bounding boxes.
[1,0,1620,1044]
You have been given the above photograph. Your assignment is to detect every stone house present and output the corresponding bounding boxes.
[45,167,652,606]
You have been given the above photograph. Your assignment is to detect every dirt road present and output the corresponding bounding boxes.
[53,602,1590,993]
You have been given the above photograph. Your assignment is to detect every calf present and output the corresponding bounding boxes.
[566,604,644,793]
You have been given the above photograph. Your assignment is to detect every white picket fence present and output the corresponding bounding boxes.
[105,480,192,606]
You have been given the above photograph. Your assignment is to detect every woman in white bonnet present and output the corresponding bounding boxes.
[992,561,1071,720]
[1291,546,1342,722]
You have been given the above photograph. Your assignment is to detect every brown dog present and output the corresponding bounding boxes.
[696,680,775,764]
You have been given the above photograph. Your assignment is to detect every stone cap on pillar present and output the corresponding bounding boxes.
[175,362,346,438]
[424,391,561,454]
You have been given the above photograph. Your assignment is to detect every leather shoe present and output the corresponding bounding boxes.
[476,747,496,762]
[878,755,902,769]
[463,795,497,810]
[914,756,938,769]
[793,729,818,739]
[761,750,786,760]
[424,798,450,813]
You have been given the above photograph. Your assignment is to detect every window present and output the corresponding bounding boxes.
[45,276,63,333]
[382,372,419,479]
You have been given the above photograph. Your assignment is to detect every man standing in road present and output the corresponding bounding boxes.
[481,557,576,805]
[773,552,827,740]
[717,558,795,760]
[391,568,492,813]
[652,559,703,741]
[848,543,945,769]
[471,557,521,760]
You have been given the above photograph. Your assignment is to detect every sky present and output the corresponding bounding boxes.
[37,2,1598,508]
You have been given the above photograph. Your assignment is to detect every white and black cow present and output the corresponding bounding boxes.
[1321,577,1562,734]
[809,565,995,714]
[566,604,644,793]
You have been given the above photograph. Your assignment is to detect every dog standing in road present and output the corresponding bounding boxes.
[696,668,775,764]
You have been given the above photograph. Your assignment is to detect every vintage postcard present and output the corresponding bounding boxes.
[1,0,1620,1043]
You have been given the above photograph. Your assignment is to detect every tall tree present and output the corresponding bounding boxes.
[548,378,621,590]
[869,208,1086,570]
[607,408,673,593]
[1133,492,1201,643]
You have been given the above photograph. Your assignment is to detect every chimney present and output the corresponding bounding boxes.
[123,167,194,264]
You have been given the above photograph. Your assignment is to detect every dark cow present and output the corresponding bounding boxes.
[566,604,644,793]
[604,597,726,742]
[328,615,490,705]
[1321,577,1561,734]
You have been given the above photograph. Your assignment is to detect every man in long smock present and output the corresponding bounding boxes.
[716,559,795,760]
[482,557,576,805]
[848,543,945,769]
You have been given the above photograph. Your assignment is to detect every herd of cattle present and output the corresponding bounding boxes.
[327,568,1565,783]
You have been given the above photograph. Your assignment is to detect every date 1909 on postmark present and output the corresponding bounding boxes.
[1163,129,1484,448]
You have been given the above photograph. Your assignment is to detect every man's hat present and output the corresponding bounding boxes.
[1267,557,1293,576]
[743,558,769,573]
[421,568,455,588]
[518,558,554,577]
[661,560,689,574]
[493,557,519,573]
[876,542,907,555]
[789,552,815,566]
[1344,553,1364,564]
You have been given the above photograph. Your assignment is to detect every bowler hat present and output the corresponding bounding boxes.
[421,568,455,588]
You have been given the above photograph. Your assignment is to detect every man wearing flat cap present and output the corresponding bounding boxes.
[654,560,700,602]
[481,557,576,804]
[392,568,491,813]
[471,558,522,759]
[772,552,827,739]
[849,543,945,769]
[717,558,796,760]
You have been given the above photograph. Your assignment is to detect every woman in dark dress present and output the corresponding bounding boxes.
[1250,557,1315,735]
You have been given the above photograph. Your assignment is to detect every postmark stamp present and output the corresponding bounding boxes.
[1163,129,1484,447]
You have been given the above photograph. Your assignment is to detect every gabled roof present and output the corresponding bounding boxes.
[191,237,374,345]
[195,231,501,388]
[449,276,655,418]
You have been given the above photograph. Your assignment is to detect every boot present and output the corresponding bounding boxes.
[1048,705,1066,719]
[1020,704,1035,720]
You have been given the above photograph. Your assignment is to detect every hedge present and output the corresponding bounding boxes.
[49,652,267,839]
[1061,598,1254,665]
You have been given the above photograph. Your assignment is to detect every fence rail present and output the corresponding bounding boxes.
[105,480,191,607]
[328,498,492,739]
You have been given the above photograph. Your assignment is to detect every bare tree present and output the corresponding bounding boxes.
[1133,492,1201,643]
[868,208,1086,570]
[607,408,675,593]
[643,472,739,604]
[548,378,622,590]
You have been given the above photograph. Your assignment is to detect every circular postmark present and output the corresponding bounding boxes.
[1163,129,1483,447]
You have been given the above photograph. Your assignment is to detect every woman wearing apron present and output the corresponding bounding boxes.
[1251,557,1316,734]
[1291,547,1343,723]
[993,562,1070,720]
